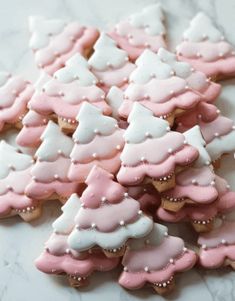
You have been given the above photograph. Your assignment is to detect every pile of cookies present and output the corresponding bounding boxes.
[1,4,235,295]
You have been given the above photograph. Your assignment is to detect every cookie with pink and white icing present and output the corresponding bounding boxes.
[118,48,221,123]
[0,72,34,132]
[88,33,135,92]
[29,16,99,75]
[0,141,39,221]
[177,105,235,162]
[119,223,197,294]
[25,121,81,200]
[160,125,218,212]
[29,53,112,129]
[109,3,166,61]
[117,103,199,191]
[158,175,235,231]
[35,194,119,287]
[198,201,235,269]
[68,102,124,182]
[16,110,49,147]
[67,166,153,256]
[176,12,235,80]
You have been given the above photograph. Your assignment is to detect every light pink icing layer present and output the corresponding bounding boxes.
[0,191,37,215]
[76,197,139,232]
[29,82,111,120]
[117,145,198,185]
[25,179,80,200]
[68,152,122,183]
[199,245,235,268]
[119,249,196,289]
[35,250,119,276]
[0,76,34,130]
[81,166,126,208]
[109,22,166,61]
[30,156,71,182]
[33,24,99,75]
[177,41,235,78]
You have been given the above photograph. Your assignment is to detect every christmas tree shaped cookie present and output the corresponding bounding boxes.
[160,126,218,224]
[29,16,99,75]
[16,110,49,147]
[35,194,119,288]
[68,102,124,182]
[25,121,80,201]
[88,33,135,92]
[198,201,235,269]
[119,49,221,124]
[29,53,111,133]
[106,86,124,120]
[0,71,34,132]
[158,175,235,233]
[176,12,235,80]
[67,166,153,257]
[119,223,197,295]
[117,103,199,192]
[109,3,166,61]
[0,141,40,221]
[177,104,235,165]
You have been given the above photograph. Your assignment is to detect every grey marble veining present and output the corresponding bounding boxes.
[0,0,235,300]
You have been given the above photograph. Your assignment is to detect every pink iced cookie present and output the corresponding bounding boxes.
[119,49,221,123]
[88,33,135,92]
[158,175,235,231]
[29,53,111,130]
[198,208,235,269]
[0,72,34,132]
[29,16,99,75]
[25,121,81,201]
[16,110,49,147]
[109,4,166,61]
[176,12,235,80]
[35,194,119,287]
[177,104,235,162]
[117,103,199,192]
[68,102,124,182]
[119,223,197,294]
[0,141,39,221]
[67,166,153,256]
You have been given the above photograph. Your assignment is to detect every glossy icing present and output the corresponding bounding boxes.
[0,72,34,131]
[119,49,221,118]
[29,55,111,121]
[29,16,99,75]
[88,33,135,91]
[25,121,80,200]
[16,110,49,147]
[109,4,166,60]
[106,86,123,119]
[117,103,198,185]
[119,223,197,289]
[176,13,235,78]
[67,166,153,251]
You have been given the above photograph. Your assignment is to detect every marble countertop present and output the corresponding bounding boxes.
[1,0,235,300]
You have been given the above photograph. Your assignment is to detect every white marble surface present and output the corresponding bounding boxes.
[0,0,235,300]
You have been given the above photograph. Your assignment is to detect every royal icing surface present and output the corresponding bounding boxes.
[119,223,196,288]
[117,103,198,185]
[106,86,123,119]
[109,4,166,60]
[88,33,135,90]
[0,72,34,131]
[176,13,235,78]
[119,49,221,118]
[29,16,99,75]
[16,110,49,147]
[29,55,111,121]
[67,166,153,251]
[25,121,80,199]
